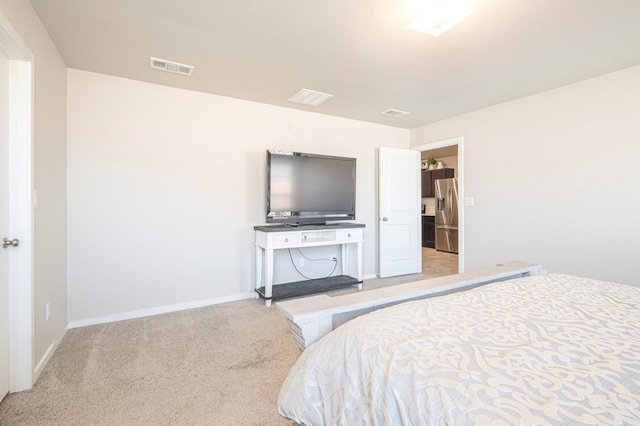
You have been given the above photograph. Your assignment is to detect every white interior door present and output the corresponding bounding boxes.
[0,12,34,393]
[378,147,420,278]
[0,48,10,402]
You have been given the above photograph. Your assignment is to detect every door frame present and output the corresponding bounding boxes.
[0,11,35,392]
[413,136,464,273]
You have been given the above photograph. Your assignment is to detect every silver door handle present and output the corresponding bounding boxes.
[3,238,19,248]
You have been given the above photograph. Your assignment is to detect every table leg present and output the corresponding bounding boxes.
[341,244,348,276]
[264,249,274,307]
[255,246,262,292]
[357,241,363,289]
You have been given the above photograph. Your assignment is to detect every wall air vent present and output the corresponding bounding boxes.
[288,89,334,107]
[149,57,194,76]
[381,109,410,118]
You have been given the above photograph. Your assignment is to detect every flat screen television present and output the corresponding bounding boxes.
[266,150,356,225]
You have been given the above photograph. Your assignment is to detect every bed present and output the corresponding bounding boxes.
[277,273,640,425]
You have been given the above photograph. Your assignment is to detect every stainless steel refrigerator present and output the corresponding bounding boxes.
[435,178,458,253]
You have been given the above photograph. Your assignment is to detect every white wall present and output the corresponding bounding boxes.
[436,156,457,177]
[411,65,640,286]
[67,69,409,322]
[0,1,67,371]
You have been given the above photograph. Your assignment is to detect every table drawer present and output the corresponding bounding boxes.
[269,233,299,247]
[336,229,362,242]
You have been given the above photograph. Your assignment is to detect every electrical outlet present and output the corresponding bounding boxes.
[45,302,51,321]
[300,258,305,267]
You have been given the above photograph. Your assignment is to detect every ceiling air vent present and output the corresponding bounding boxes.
[288,89,334,107]
[149,57,194,76]
[381,109,410,118]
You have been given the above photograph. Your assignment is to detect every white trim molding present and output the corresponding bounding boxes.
[68,292,257,329]
[33,325,67,381]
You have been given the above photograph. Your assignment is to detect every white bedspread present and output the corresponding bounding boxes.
[278,273,640,425]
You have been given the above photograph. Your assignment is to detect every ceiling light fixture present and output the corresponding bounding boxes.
[288,89,334,107]
[405,0,472,36]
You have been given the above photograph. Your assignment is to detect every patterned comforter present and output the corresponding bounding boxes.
[278,274,640,425]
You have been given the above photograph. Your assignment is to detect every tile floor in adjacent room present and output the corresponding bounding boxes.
[421,247,458,278]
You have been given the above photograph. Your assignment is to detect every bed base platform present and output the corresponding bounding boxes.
[277,261,544,350]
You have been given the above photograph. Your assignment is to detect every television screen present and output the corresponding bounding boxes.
[267,150,356,225]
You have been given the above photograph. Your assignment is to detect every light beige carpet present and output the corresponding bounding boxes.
[0,274,428,425]
[0,300,300,425]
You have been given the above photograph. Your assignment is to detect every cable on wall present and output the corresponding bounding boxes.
[287,248,337,280]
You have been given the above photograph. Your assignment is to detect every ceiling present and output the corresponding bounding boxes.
[29,0,640,129]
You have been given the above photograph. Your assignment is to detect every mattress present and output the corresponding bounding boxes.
[278,273,640,425]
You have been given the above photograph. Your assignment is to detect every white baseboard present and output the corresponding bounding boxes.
[363,273,377,280]
[33,324,68,383]
[67,292,257,329]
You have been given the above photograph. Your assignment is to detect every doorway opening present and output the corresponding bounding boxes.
[413,137,464,278]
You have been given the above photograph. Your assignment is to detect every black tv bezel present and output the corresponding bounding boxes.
[266,150,356,226]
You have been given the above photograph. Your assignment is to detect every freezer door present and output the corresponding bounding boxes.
[434,178,458,253]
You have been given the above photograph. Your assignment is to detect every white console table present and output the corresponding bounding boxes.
[254,223,364,307]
